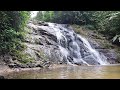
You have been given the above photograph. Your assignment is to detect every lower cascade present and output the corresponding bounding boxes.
[27,21,110,66]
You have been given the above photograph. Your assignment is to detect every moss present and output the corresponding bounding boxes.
[17,53,34,64]
[71,25,85,35]
[19,56,34,64]
[84,25,96,30]
[11,46,34,64]
[24,27,32,33]
[35,50,48,62]
[34,39,40,44]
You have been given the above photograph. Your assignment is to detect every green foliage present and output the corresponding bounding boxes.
[0,11,30,55]
[84,25,96,30]
[83,11,120,45]
[35,11,43,20]
[35,11,95,25]
[90,11,120,45]
[12,49,34,64]
[35,50,48,61]
[35,11,54,22]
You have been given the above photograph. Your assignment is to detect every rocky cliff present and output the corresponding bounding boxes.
[0,21,119,69]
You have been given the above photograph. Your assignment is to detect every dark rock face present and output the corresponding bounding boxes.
[83,56,100,65]
[112,35,120,46]
[0,76,5,79]
[38,21,49,26]
[0,55,13,64]
[97,49,118,64]
[8,62,44,68]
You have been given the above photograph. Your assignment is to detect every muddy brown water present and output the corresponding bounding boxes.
[4,64,120,79]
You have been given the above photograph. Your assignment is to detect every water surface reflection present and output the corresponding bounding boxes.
[5,65,120,79]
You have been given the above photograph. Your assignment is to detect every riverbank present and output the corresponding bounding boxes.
[0,64,71,78]
[0,65,41,78]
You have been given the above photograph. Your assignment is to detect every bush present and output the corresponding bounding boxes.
[0,11,30,55]
[35,11,95,25]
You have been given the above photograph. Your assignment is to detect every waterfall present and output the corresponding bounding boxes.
[77,35,109,65]
[29,22,109,66]
[48,23,109,65]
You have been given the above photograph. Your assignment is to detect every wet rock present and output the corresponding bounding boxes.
[72,52,79,58]
[27,63,35,68]
[8,61,28,68]
[98,49,118,63]
[0,76,5,79]
[41,61,51,68]
[36,64,43,68]
[3,55,13,64]
[19,64,29,68]
[36,29,57,43]
[89,40,104,49]
[83,56,100,65]
[8,63,20,68]
[38,21,49,26]
[67,56,73,63]
[74,62,87,66]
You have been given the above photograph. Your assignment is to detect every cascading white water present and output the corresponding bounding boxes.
[30,22,109,66]
[77,35,109,65]
[48,23,109,65]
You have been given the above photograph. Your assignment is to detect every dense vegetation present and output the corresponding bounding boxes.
[0,11,30,57]
[35,11,120,45]
[35,11,94,24]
